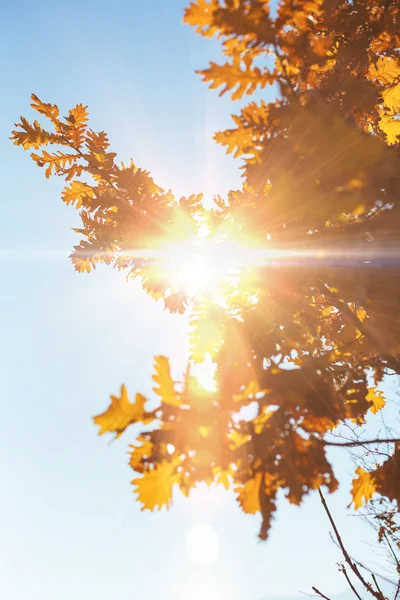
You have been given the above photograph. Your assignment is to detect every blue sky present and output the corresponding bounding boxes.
[0,1,396,599]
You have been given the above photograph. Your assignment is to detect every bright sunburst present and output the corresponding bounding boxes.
[162,237,243,295]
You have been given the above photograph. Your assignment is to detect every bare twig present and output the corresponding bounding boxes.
[312,586,332,600]
[329,533,398,588]
[394,581,400,600]
[318,487,385,600]
[321,438,400,448]
[382,530,400,570]
[372,574,384,598]
[341,564,364,600]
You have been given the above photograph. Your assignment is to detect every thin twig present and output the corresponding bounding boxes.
[318,487,385,600]
[329,533,398,588]
[372,574,384,598]
[312,586,332,600]
[321,438,400,448]
[394,580,400,600]
[341,564,364,600]
[383,530,400,570]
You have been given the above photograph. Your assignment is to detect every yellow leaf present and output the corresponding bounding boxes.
[369,57,400,87]
[71,256,94,273]
[152,356,181,406]
[253,407,275,434]
[383,83,400,112]
[356,306,367,322]
[213,466,231,490]
[378,108,400,145]
[68,103,89,126]
[65,104,89,147]
[235,472,262,514]
[350,467,376,510]
[31,150,77,178]
[11,117,60,150]
[129,436,153,471]
[61,181,94,208]
[183,0,219,36]
[228,429,251,449]
[233,380,264,404]
[366,387,386,414]
[198,58,275,100]
[93,385,152,438]
[132,458,181,510]
[30,93,59,123]
[369,57,400,143]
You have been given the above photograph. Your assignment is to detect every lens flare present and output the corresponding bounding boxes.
[185,522,219,568]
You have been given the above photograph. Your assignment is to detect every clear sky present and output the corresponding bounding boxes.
[0,2,396,600]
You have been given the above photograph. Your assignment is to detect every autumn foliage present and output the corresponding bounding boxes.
[11,0,400,542]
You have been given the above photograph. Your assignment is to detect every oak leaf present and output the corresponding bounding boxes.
[183,0,219,36]
[366,387,386,415]
[213,466,231,490]
[11,117,60,150]
[369,57,400,87]
[30,93,60,124]
[152,356,182,407]
[61,181,94,208]
[350,467,376,510]
[235,472,262,514]
[129,436,154,472]
[378,109,400,145]
[93,385,153,438]
[131,458,181,510]
[31,150,78,178]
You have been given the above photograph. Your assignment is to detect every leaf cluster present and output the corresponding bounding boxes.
[11,0,400,541]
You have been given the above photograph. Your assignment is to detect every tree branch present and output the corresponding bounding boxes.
[318,487,385,600]
[329,532,398,588]
[394,581,400,600]
[372,574,384,598]
[312,586,332,600]
[341,564,364,600]
[321,438,400,448]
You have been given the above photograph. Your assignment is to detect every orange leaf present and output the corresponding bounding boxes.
[30,93,59,124]
[235,473,262,514]
[61,181,94,208]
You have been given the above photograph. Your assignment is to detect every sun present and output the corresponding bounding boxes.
[185,522,219,568]
[162,237,243,295]
[122,208,294,301]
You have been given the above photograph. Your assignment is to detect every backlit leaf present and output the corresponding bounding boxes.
[93,385,152,438]
[61,181,94,208]
[152,356,181,407]
[235,473,262,514]
[366,387,386,415]
[132,458,181,510]
[30,93,59,123]
[350,467,376,510]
